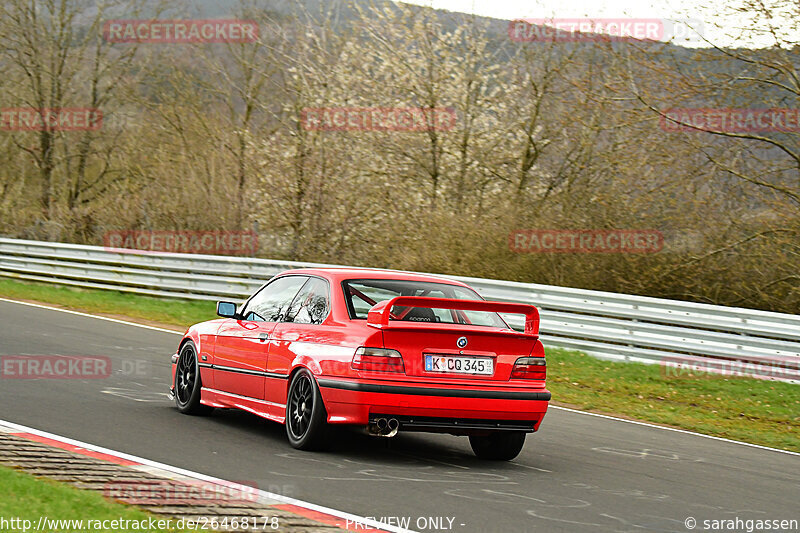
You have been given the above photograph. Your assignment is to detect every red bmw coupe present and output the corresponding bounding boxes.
[170,269,550,460]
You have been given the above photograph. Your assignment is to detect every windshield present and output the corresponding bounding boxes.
[343,279,508,328]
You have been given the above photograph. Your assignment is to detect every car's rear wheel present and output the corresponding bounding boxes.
[285,368,328,450]
[469,431,526,460]
[174,341,213,415]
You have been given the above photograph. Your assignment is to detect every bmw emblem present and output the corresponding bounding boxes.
[456,336,468,348]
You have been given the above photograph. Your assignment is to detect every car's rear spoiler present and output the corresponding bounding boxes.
[366,296,540,336]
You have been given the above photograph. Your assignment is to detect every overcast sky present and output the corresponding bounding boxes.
[400,0,796,49]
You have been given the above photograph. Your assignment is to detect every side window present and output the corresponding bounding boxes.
[285,277,329,325]
[242,276,308,322]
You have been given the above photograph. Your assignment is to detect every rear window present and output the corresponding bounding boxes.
[343,279,507,328]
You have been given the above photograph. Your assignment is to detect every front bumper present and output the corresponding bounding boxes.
[169,353,178,398]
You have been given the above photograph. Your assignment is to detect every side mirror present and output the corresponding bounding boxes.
[216,301,238,318]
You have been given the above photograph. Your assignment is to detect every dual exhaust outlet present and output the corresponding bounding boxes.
[368,417,399,438]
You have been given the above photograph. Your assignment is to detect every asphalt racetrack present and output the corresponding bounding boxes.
[0,299,797,532]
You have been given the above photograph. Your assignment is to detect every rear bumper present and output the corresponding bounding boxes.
[370,414,539,433]
[317,378,550,432]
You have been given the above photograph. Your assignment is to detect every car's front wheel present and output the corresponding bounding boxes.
[174,341,213,415]
[469,431,526,460]
[285,368,328,450]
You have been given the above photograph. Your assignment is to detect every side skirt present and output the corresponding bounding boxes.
[201,387,286,424]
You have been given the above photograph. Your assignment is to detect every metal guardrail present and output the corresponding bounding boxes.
[1,237,798,382]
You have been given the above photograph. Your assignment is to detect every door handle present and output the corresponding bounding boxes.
[258,333,269,342]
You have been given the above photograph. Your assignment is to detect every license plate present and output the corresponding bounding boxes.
[424,355,494,375]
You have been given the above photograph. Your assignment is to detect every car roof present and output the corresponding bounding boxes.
[277,268,471,287]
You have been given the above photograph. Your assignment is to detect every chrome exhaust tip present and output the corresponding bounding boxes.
[385,418,399,437]
[366,417,399,438]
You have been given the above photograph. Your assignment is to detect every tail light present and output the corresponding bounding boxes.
[511,357,546,380]
[352,347,405,373]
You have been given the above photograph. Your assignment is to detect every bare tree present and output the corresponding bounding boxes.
[0,0,145,238]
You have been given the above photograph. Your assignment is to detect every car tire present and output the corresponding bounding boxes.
[469,431,526,460]
[285,368,328,450]
[174,341,213,415]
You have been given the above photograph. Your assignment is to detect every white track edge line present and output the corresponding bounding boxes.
[0,297,183,335]
[2,297,796,457]
[0,419,415,533]
[550,406,799,456]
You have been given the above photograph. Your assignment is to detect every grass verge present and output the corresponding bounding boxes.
[547,348,799,452]
[0,465,192,532]
[1,278,797,453]
[0,278,215,329]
